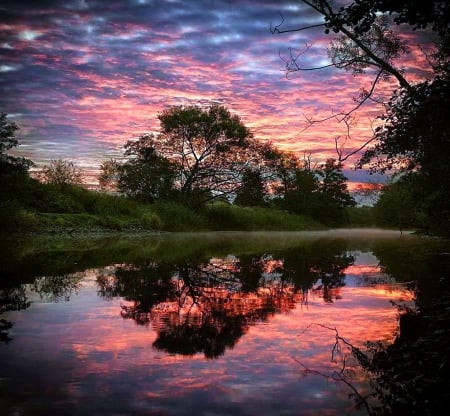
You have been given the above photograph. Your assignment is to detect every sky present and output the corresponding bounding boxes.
[0,0,435,186]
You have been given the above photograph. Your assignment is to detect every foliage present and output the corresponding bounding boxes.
[318,159,355,207]
[345,206,375,227]
[336,0,450,40]
[360,74,450,175]
[118,136,177,202]
[373,175,427,231]
[360,71,450,234]
[38,159,83,189]
[0,113,33,175]
[204,202,322,231]
[327,14,409,80]
[276,1,449,235]
[150,201,209,231]
[282,167,321,217]
[358,281,450,415]
[234,168,267,207]
[274,158,354,225]
[98,158,121,192]
[122,105,256,205]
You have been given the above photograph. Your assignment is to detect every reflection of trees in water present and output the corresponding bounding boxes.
[32,274,83,302]
[0,286,30,342]
[0,273,84,341]
[282,243,354,303]
[101,245,354,358]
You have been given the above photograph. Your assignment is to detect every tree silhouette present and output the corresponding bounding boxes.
[0,113,33,175]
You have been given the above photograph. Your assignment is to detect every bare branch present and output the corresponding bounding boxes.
[280,45,335,76]
[270,13,326,34]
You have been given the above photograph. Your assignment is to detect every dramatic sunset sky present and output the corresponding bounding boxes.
[0,0,434,185]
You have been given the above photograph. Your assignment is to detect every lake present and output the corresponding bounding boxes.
[1,229,448,415]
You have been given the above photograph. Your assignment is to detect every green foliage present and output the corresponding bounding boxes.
[204,203,322,231]
[0,113,33,175]
[374,175,427,231]
[0,201,40,233]
[151,201,208,231]
[276,159,355,226]
[234,168,267,207]
[38,159,83,189]
[360,71,450,234]
[283,167,321,216]
[118,138,177,202]
[318,159,355,208]
[345,206,376,227]
[140,211,163,230]
[149,104,255,204]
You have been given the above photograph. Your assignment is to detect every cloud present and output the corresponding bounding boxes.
[0,0,437,182]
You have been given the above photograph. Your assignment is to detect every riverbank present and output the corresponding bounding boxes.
[4,201,333,236]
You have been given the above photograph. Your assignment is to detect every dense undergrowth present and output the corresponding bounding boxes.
[1,173,341,234]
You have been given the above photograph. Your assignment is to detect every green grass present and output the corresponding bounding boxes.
[0,173,345,235]
[203,202,323,231]
[345,206,376,227]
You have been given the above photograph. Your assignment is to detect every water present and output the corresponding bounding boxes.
[0,230,447,415]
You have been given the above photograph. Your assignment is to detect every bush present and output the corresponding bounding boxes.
[205,203,321,231]
[0,201,40,233]
[140,211,163,230]
[346,206,376,227]
[151,202,208,231]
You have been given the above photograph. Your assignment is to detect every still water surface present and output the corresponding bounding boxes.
[1,230,446,415]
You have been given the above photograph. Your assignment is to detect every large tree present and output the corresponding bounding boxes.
[108,105,259,205]
[156,104,254,204]
[273,0,450,233]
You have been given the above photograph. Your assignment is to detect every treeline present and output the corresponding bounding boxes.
[0,104,444,235]
[0,107,363,234]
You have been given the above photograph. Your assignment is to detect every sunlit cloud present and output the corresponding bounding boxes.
[0,0,436,183]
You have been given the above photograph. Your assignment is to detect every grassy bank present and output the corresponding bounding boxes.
[1,174,375,234]
[0,176,322,234]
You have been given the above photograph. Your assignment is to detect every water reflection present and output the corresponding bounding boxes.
[94,244,354,358]
[0,231,448,415]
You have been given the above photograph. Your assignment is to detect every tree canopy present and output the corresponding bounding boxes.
[105,104,263,205]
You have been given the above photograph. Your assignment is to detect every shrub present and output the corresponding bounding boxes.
[151,202,207,231]
[140,211,163,230]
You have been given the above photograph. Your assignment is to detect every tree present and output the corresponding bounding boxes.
[127,105,255,205]
[98,158,122,192]
[358,51,450,233]
[271,0,449,159]
[38,159,83,189]
[0,113,33,175]
[318,159,355,208]
[373,176,423,232]
[273,0,450,233]
[284,166,320,216]
[313,159,355,224]
[234,168,266,207]
[120,137,177,202]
